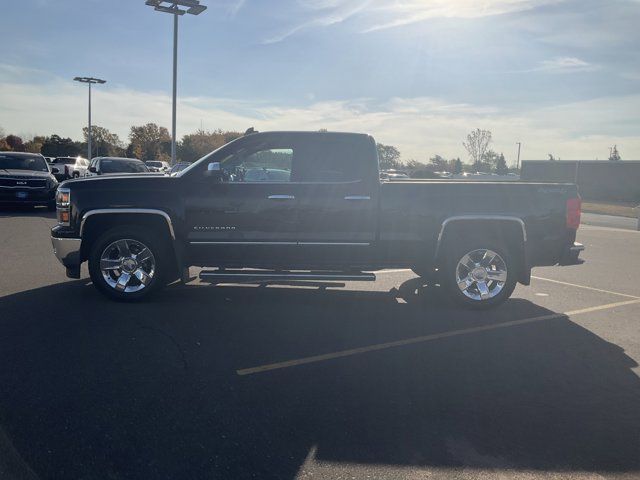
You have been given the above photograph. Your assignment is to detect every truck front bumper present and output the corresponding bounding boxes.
[559,242,585,265]
[51,235,82,278]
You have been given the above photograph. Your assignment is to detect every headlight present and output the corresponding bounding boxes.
[56,187,71,225]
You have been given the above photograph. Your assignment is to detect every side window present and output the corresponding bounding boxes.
[220,148,293,183]
[293,137,370,183]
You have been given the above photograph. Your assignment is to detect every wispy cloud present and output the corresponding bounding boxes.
[262,0,369,44]
[2,66,638,161]
[535,56,598,73]
[262,0,564,43]
[363,0,564,32]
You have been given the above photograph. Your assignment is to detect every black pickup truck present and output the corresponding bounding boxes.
[51,130,584,308]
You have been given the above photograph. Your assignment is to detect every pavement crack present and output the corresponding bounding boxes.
[134,319,189,371]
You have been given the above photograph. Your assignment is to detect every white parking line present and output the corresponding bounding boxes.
[236,298,640,376]
[531,276,640,300]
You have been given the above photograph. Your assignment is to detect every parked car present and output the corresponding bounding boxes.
[145,160,170,173]
[86,157,150,176]
[51,130,584,307]
[0,152,58,210]
[169,162,192,175]
[50,156,89,181]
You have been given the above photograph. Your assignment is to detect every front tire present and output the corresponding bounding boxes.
[88,226,170,301]
[441,240,517,309]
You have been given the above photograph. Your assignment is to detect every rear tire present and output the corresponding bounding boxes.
[88,226,170,301]
[441,240,517,310]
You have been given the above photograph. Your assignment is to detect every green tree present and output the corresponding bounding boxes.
[41,135,82,157]
[128,123,171,161]
[494,153,508,174]
[376,143,402,169]
[405,159,427,170]
[429,154,448,171]
[450,157,463,174]
[83,125,125,158]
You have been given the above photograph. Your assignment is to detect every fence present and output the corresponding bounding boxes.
[521,160,640,203]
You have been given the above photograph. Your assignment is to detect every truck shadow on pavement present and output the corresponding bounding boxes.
[0,279,639,479]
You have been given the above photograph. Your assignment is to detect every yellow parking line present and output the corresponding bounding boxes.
[236,298,640,376]
[531,276,640,300]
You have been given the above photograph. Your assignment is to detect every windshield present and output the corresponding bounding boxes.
[0,154,49,172]
[146,161,162,167]
[176,137,243,177]
[100,159,149,174]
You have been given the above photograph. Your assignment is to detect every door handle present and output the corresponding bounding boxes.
[267,194,295,200]
[344,195,371,201]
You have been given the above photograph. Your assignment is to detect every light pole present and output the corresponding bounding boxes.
[145,0,207,164]
[515,142,522,170]
[74,77,106,161]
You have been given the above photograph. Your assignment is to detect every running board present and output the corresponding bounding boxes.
[198,269,376,283]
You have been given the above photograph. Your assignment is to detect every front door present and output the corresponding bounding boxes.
[183,134,302,266]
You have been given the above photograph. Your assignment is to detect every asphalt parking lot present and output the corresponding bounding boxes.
[1,208,639,480]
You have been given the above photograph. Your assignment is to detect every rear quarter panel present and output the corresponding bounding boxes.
[379,181,578,266]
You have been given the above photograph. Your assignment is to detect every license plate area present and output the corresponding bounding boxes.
[15,191,28,199]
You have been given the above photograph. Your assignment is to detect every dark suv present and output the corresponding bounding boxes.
[0,152,58,210]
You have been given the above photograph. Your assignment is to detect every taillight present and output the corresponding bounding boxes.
[566,197,581,229]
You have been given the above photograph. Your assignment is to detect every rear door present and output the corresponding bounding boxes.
[292,134,379,265]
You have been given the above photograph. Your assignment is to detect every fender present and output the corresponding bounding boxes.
[434,215,530,284]
[79,208,183,279]
[79,208,176,239]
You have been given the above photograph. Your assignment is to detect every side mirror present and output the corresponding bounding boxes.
[204,162,223,179]
[89,166,97,173]
[51,167,59,174]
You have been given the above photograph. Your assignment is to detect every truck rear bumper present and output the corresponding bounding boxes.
[559,242,585,265]
[51,235,82,278]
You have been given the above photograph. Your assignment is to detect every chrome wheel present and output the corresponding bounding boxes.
[100,238,156,293]
[455,248,508,301]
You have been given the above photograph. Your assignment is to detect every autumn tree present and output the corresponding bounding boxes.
[83,125,125,158]
[128,123,171,161]
[5,135,25,152]
[178,129,242,163]
[376,143,402,169]
[24,136,46,154]
[463,129,492,170]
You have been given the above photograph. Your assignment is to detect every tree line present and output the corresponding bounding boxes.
[377,128,511,176]
[0,124,623,168]
[0,124,243,164]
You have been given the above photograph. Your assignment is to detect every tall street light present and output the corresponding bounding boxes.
[515,142,522,170]
[145,0,207,164]
[74,77,106,161]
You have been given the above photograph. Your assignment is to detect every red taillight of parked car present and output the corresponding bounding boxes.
[566,197,581,229]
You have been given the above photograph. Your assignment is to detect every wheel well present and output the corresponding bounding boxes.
[437,220,529,284]
[80,214,177,271]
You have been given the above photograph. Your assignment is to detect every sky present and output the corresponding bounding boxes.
[1,0,640,163]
